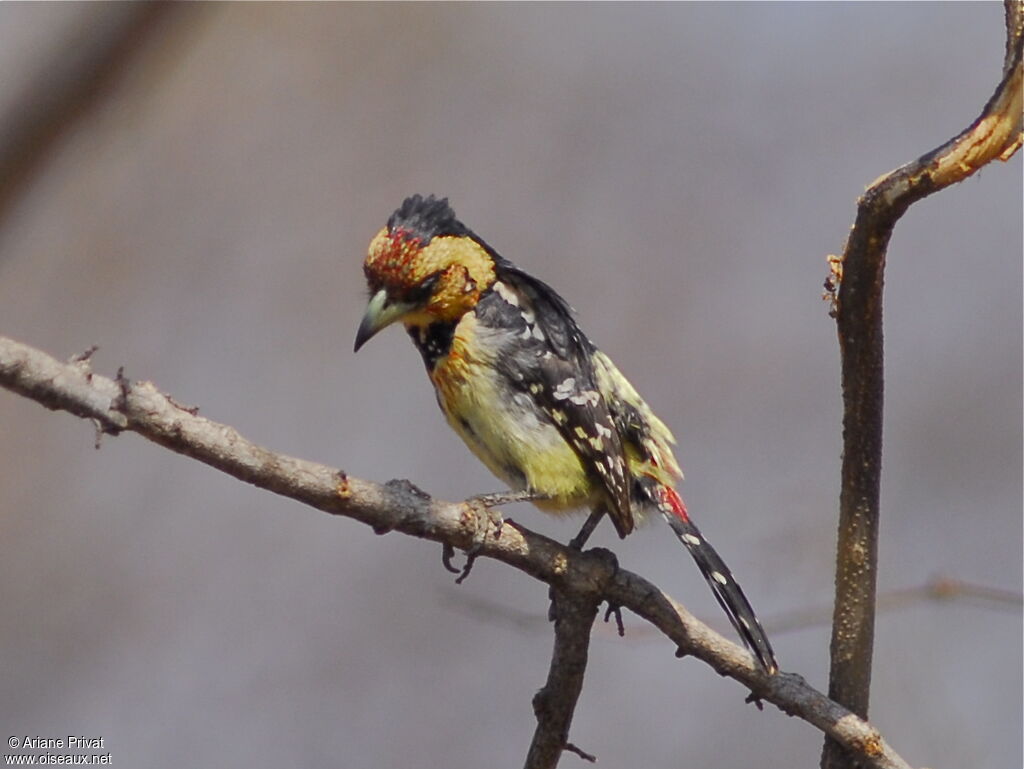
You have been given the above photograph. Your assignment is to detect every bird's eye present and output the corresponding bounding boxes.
[410,273,441,302]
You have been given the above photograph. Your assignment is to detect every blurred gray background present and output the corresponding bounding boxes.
[1,4,1020,768]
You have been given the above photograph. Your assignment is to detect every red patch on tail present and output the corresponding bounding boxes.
[658,486,690,523]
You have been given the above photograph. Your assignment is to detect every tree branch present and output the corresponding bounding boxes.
[524,589,601,769]
[822,5,1022,769]
[0,5,189,240]
[0,333,914,769]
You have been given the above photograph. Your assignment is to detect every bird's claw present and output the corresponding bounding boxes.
[444,494,520,584]
[441,543,461,574]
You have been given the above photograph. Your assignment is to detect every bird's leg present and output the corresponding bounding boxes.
[465,489,550,508]
[568,507,606,550]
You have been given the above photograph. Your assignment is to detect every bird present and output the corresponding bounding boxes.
[353,194,777,674]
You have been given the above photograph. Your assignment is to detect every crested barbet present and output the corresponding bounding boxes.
[354,194,777,674]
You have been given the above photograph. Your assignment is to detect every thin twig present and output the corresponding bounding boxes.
[0,333,912,769]
[0,5,189,239]
[524,590,600,769]
[822,5,1022,769]
[443,574,1023,642]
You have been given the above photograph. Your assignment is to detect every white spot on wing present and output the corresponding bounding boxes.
[553,378,577,400]
[493,281,519,306]
[682,533,701,546]
[711,571,729,585]
[569,389,600,406]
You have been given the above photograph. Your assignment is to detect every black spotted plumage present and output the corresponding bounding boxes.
[492,261,591,361]
[407,322,456,370]
[474,273,636,537]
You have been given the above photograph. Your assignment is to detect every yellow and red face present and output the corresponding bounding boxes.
[355,225,496,351]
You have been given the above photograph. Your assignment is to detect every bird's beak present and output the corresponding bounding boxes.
[354,289,416,352]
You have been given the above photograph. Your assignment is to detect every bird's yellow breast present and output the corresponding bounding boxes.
[428,312,593,511]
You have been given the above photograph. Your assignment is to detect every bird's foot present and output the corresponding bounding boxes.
[446,491,542,584]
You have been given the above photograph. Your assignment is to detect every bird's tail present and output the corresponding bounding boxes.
[654,485,778,674]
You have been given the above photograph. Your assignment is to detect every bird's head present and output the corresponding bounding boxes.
[354,195,496,352]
